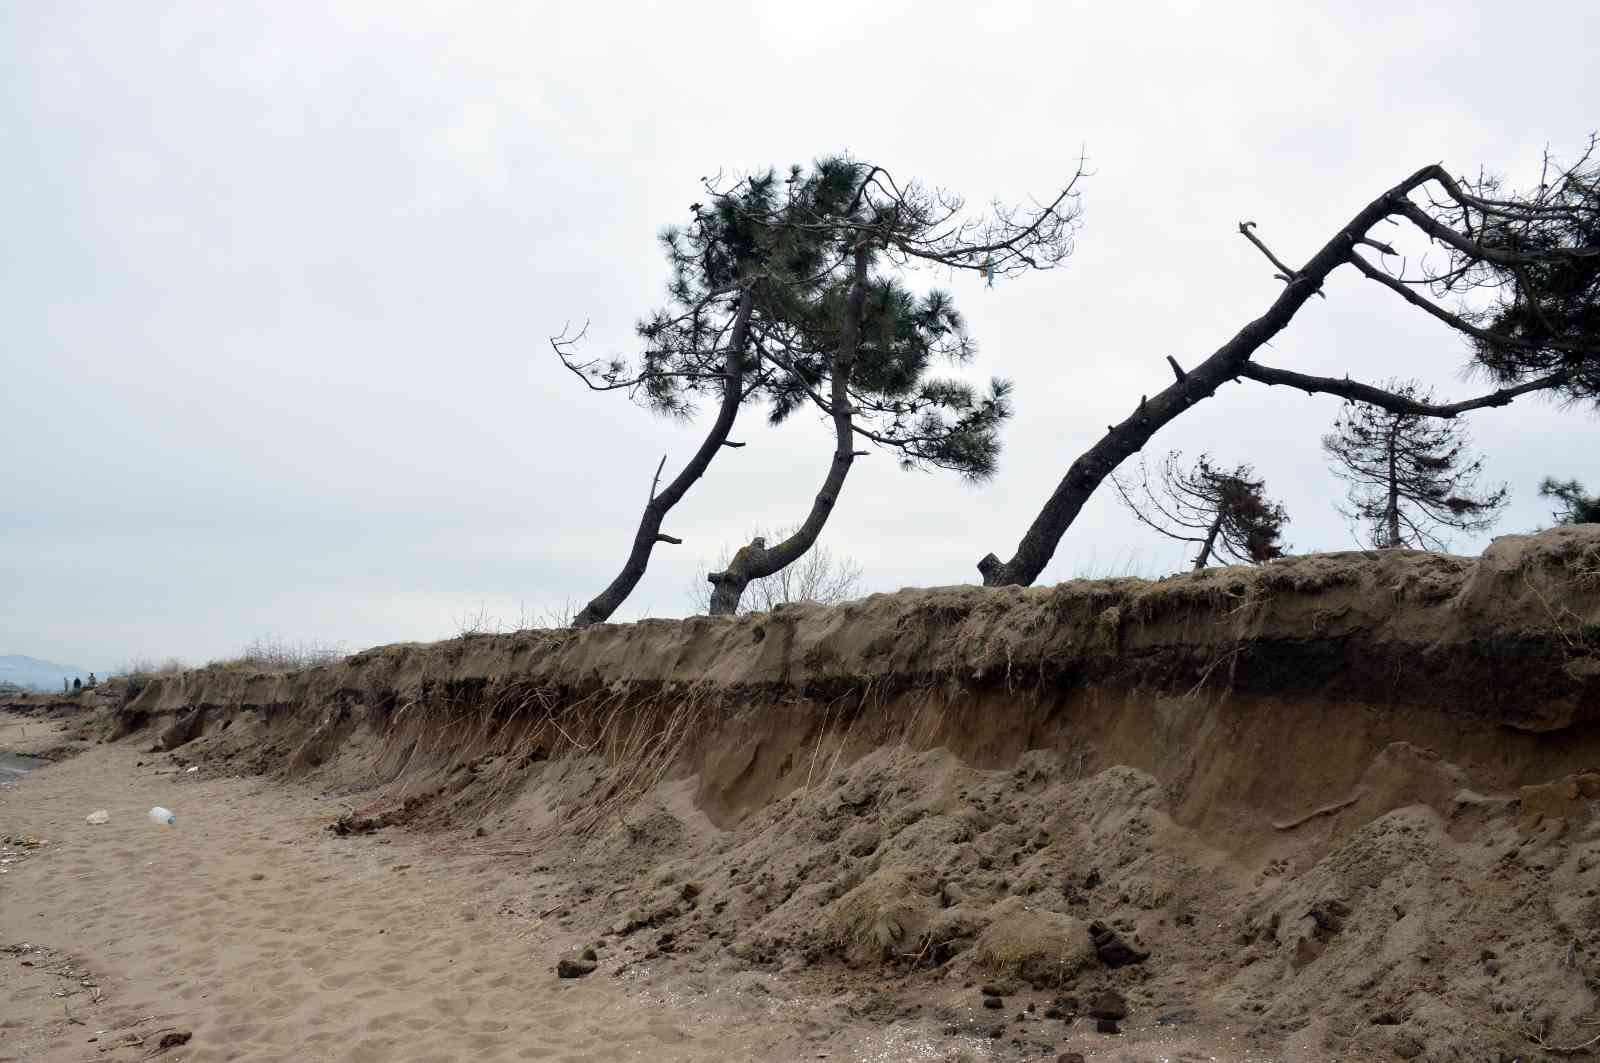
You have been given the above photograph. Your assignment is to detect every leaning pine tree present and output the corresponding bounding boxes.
[1321,379,1508,550]
[1110,451,1288,569]
[557,155,1083,624]
[977,138,1599,586]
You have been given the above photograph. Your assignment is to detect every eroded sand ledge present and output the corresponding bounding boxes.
[118,526,1600,825]
[9,526,1600,1061]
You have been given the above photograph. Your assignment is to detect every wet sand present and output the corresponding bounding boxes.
[0,751,40,781]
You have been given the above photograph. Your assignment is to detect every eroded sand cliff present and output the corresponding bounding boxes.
[34,526,1600,1059]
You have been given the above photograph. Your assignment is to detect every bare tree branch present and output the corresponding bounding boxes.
[1238,221,1326,297]
[1238,361,1570,417]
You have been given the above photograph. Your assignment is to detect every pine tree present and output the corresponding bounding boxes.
[1539,477,1600,524]
[558,155,1083,623]
[1322,380,1508,550]
[1111,451,1288,569]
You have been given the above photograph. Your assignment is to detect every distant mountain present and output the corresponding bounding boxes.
[0,655,91,692]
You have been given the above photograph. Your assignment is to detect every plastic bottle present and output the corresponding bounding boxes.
[147,806,175,826]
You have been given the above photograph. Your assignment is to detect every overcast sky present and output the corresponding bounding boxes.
[3,2,1597,671]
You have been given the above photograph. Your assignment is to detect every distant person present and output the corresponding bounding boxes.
[73,677,81,691]
[63,678,69,693]
[87,672,97,688]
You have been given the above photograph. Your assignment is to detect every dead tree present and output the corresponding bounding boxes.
[978,139,1599,586]
[1110,451,1288,569]
[1322,379,1508,549]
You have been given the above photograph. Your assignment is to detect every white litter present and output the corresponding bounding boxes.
[147,806,175,826]
[85,810,109,825]
[185,766,198,774]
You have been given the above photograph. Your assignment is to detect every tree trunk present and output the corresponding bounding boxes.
[573,291,755,627]
[1193,513,1223,570]
[976,166,1441,588]
[1385,428,1401,548]
[708,249,871,615]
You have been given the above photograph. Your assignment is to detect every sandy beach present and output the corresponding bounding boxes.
[1,727,817,1063]
[3,721,1290,1063]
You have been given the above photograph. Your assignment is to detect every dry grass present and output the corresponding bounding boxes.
[115,657,187,679]
[969,898,1095,986]
[825,868,933,961]
[374,676,713,837]
[1565,541,1600,591]
[217,636,347,670]
[120,636,348,681]
[452,601,580,636]
[1516,536,1600,650]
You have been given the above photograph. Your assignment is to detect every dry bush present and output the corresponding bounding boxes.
[689,527,864,616]
[453,601,580,636]
[116,657,186,679]
[226,635,347,669]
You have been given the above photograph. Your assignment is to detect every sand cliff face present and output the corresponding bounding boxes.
[116,525,1600,818]
[100,527,1600,1059]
